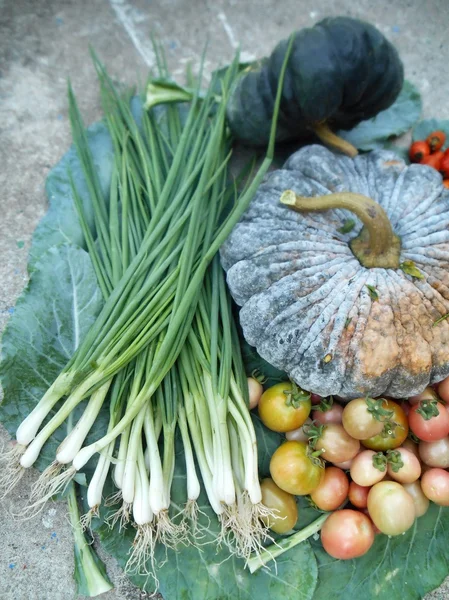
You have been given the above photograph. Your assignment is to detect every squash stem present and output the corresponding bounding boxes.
[280,191,401,269]
[313,122,358,157]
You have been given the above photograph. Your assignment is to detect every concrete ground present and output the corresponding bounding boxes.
[1,0,449,598]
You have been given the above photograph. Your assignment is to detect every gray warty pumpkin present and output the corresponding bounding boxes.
[220,145,449,399]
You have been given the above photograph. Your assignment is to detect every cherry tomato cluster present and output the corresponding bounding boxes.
[409,130,449,188]
[248,375,449,560]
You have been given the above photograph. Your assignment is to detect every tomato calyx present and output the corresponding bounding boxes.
[305,442,325,467]
[378,419,403,439]
[304,423,327,466]
[416,399,440,420]
[305,422,326,449]
[372,451,388,472]
[251,369,267,385]
[426,130,446,153]
[365,396,394,422]
[306,496,324,512]
[307,494,347,513]
[386,449,405,473]
[314,395,334,413]
[408,430,420,444]
[284,381,311,408]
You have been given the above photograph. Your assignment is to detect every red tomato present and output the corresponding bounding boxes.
[312,403,343,425]
[310,467,349,511]
[408,401,449,442]
[348,481,371,509]
[402,481,430,518]
[419,437,449,468]
[421,151,444,170]
[332,455,357,470]
[311,393,322,405]
[409,140,430,163]
[341,397,388,440]
[350,450,386,487]
[438,376,449,402]
[386,448,421,484]
[320,510,375,560]
[426,130,446,152]
[313,423,360,464]
[440,153,449,178]
[421,468,449,506]
[400,438,420,460]
[285,418,312,443]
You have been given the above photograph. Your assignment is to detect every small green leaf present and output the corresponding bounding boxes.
[337,81,422,151]
[433,313,449,327]
[400,260,425,279]
[366,285,379,301]
[16,240,24,249]
[344,317,352,329]
[145,79,197,109]
[338,219,356,234]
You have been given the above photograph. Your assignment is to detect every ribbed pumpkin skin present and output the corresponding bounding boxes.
[226,17,404,146]
[220,145,449,399]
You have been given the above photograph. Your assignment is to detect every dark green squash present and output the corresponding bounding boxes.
[226,17,404,155]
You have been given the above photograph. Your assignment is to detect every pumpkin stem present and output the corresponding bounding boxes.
[312,122,358,158]
[280,191,401,269]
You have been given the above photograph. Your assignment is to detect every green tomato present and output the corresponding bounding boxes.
[367,481,415,535]
[258,382,311,433]
[260,478,298,534]
[362,400,409,451]
[270,440,324,495]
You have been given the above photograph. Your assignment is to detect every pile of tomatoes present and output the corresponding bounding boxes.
[249,375,449,560]
[409,130,449,188]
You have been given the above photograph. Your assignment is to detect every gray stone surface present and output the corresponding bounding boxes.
[1,0,449,598]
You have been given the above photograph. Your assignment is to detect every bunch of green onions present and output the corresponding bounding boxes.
[0,42,292,585]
